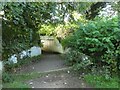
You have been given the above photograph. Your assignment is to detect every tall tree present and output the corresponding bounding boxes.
[2,2,92,60]
[85,2,107,20]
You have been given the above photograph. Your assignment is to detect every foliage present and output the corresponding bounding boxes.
[62,16,120,73]
[38,11,88,38]
[85,2,107,20]
[49,2,92,23]
[54,11,88,40]
[111,2,120,12]
[63,49,93,71]
[4,55,41,72]
[54,23,78,40]
[38,24,55,36]
[38,22,80,41]
[2,2,93,61]
[2,2,41,60]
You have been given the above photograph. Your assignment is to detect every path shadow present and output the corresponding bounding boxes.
[16,51,67,74]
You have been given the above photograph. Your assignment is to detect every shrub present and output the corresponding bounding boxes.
[62,17,119,73]
[4,55,41,72]
[63,49,93,71]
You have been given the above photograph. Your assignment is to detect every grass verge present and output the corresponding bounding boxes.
[3,72,43,88]
[83,73,119,88]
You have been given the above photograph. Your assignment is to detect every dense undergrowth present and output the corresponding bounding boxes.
[62,16,119,88]
[62,16,120,73]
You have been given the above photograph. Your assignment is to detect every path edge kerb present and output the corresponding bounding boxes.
[15,67,73,75]
[39,67,73,74]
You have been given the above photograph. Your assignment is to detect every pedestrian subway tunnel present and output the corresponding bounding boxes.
[40,36,64,54]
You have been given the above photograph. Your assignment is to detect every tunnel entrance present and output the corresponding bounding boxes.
[40,36,64,54]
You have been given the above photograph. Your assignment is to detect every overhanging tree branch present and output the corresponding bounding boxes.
[85,2,107,20]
